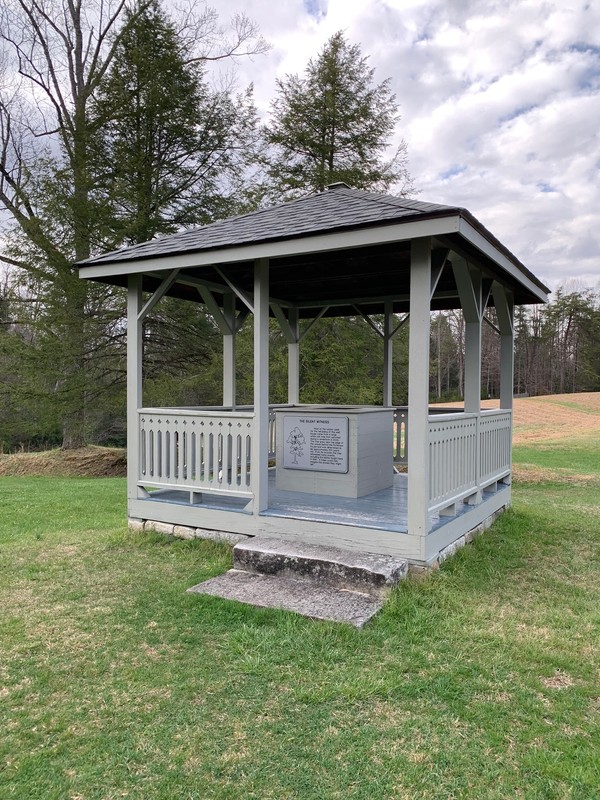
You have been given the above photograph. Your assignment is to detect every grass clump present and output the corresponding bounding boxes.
[0,446,126,478]
[1,440,600,799]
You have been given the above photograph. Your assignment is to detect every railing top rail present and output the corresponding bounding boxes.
[428,411,478,423]
[139,407,254,419]
[428,408,513,423]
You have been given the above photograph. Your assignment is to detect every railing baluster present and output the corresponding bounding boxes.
[190,432,196,481]
[140,427,146,477]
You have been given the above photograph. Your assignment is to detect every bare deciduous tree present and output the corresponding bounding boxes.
[0,0,267,448]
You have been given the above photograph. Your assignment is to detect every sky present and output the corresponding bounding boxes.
[215,0,600,294]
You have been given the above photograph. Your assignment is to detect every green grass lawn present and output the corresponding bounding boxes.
[1,448,599,799]
[512,432,600,478]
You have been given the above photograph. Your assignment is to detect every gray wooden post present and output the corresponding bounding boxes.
[453,259,487,503]
[127,274,143,506]
[253,258,270,512]
[452,259,484,412]
[493,284,515,410]
[499,327,514,411]
[383,300,393,406]
[222,292,236,408]
[407,238,432,552]
[462,267,483,413]
[288,307,300,405]
[464,318,482,412]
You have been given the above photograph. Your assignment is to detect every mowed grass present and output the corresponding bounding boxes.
[512,432,600,478]
[1,450,600,799]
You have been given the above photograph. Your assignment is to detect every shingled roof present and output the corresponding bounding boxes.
[79,184,459,266]
[77,184,549,313]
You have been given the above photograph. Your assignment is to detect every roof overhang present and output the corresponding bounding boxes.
[77,198,550,313]
[78,213,461,280]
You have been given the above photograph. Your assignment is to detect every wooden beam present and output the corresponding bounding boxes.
[172,272,231,296]
[383,301,393,406]
[493,283,515,410]
[253,258,269,513]
[288,308,300,405]
[352,305,384,338]
[483,315,501,336]
[214,266,254,313]
[298,307,329,342]
[391,314,409,338]
[407,238,432,553]
[292,293,410,309]
[197,285,233,335]
[235,306,251,333]
[452,258,482,323]
[452,257,483,414]
[137,268,180,321]
[271,302,297,344]
[430,249,449,299]
[222,293,237,408]
[492,282,514,336]
[271,303,301,403]
[79,215,462,280]
[464,319,482,413]
[127,276,143,505]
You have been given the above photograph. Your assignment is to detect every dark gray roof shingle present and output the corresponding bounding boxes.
[78,185,460,266]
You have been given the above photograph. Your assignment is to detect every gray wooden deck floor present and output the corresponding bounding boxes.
[144,470,509,536]
[146,471,411,533]
[262,472,409,532]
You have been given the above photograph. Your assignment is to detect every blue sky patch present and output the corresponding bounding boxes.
[304,0,327,20]
[500,104,536,124]
[440,164,466,180]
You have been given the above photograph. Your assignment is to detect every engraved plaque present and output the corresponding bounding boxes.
[282,414,349,473]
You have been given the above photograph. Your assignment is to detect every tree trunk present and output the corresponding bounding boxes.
[59,270,89,450]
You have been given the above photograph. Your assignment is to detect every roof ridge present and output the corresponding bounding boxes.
[79,189,325,264]
[343,187,457,214]
[180,189,321,231]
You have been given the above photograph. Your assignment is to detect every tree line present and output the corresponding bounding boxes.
[0,0,597,452]
[430,288,600,403]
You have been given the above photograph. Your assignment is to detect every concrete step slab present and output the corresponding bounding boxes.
[233,536,408,599]
[188,569,383,628]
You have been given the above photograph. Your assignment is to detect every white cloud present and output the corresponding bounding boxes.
[211,0,600,292]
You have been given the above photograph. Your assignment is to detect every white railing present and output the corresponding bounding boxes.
[428,408,512,515]
[137,404,511,519]
[393,406,463,465]
[428,413,478,512]
[479,409,512,485]
[138,409,255,499]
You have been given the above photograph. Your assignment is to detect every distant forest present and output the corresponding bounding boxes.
[1,2,598,451]
[1,284,598,452]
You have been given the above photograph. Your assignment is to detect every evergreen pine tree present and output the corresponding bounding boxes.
[92,0,261,245]
[265,31,413,198]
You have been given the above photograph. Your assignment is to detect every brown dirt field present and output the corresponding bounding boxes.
[510,464,598,484]
[508,392,600,445]
[434,392,600,445]
[0,446,127,478]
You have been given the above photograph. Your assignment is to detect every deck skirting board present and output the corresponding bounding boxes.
[129,497,421,560]
[129,481,511,565]
[424,485,510,563]
[129,498,252,533]
[253,516,419,560]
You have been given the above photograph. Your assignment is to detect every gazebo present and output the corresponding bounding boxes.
[78,184,549,566]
